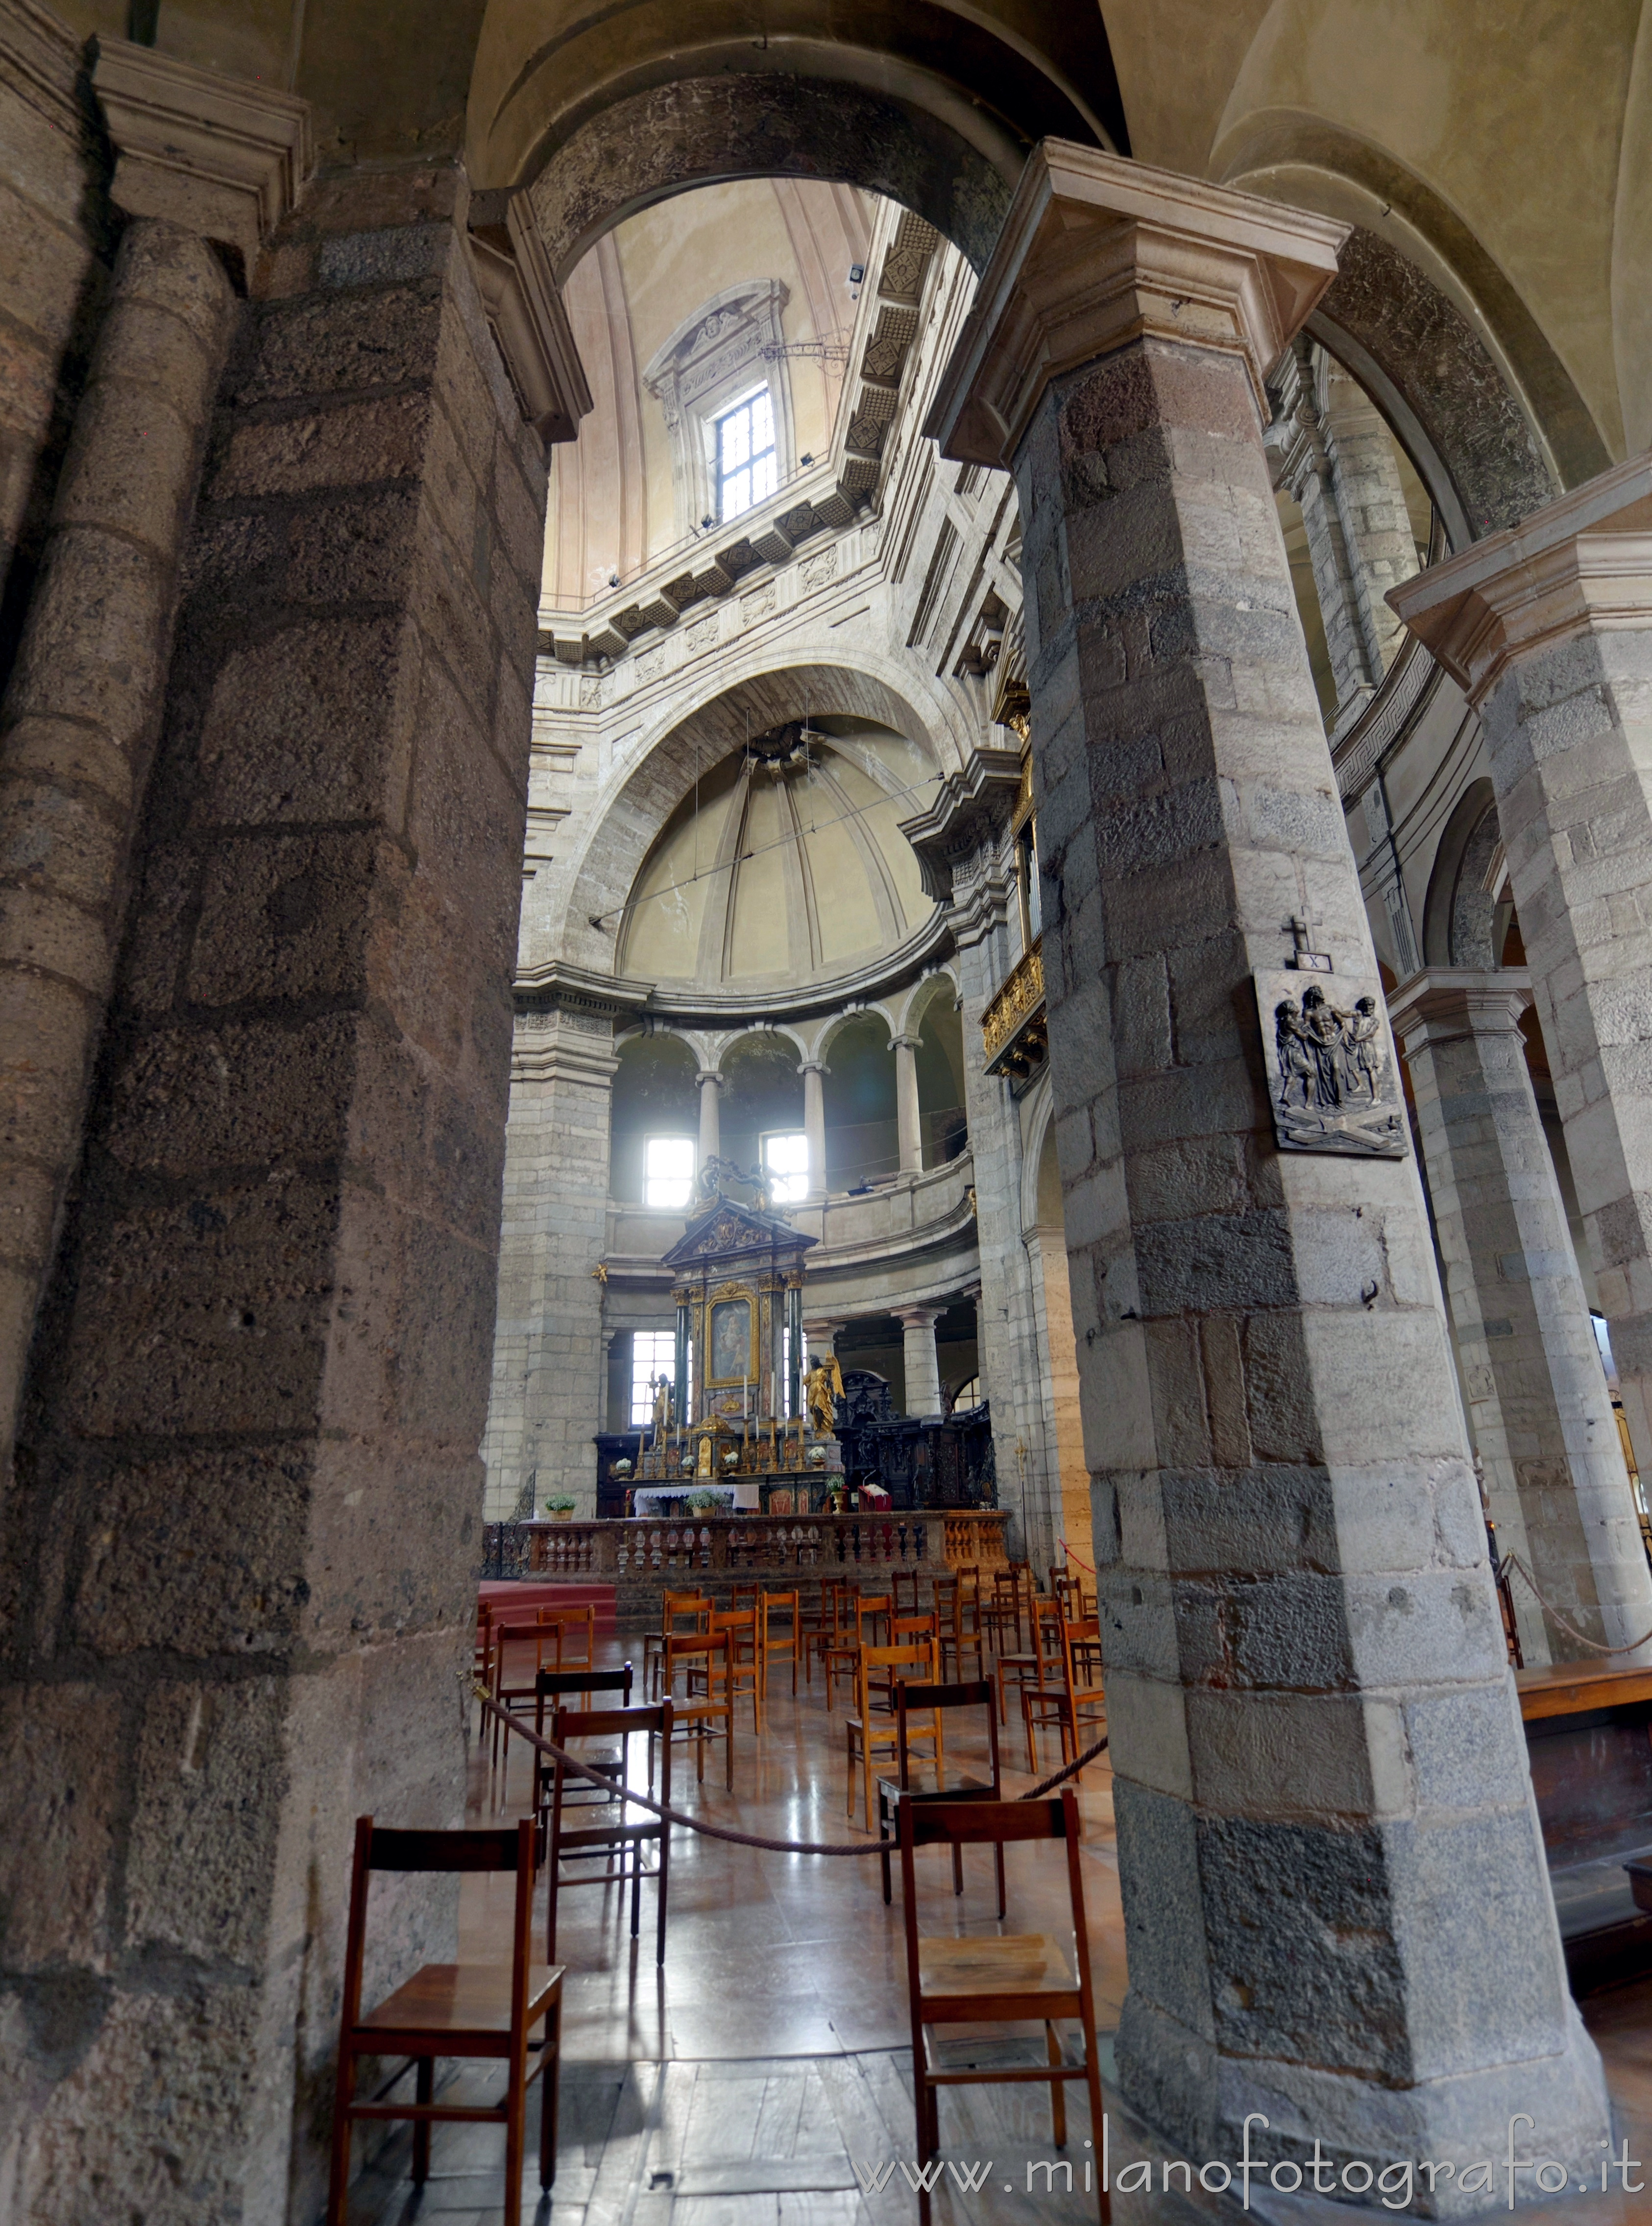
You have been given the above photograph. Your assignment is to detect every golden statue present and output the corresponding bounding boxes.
[804,1353,844,1436]
[651,1374,671,1439]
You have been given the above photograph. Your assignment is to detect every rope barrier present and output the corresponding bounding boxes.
[474,1690,1108,1856]
[1503,1552,1652,1657]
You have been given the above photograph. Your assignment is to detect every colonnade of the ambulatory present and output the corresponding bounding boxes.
[6,1,1652,2218]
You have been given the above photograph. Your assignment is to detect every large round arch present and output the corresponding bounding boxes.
[468,3,1131,272]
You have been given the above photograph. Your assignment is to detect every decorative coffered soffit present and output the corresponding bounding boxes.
[925,139,1347,468]
[1388,452,1652,707]
[92,35,311,272]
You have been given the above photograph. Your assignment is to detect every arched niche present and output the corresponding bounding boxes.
[911,983,968,1169]
[610,1031,700,1203]
[821,1011,898,1191]
[1422,776,1501,969]
[718,1030,807,1179]
[469,5,1132,272]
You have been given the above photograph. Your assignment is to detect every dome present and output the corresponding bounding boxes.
[617,716,939,989]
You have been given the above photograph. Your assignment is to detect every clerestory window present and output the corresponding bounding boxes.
[644,1134,695,1210]
[716,387,778,524]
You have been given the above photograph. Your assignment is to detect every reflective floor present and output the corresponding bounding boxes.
[341,1628,1652,2226]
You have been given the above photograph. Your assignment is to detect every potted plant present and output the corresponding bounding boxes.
[687,1489,724,1516]
[543,1494,578,1522]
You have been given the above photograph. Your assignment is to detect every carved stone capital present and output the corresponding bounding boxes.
[92,37,311,273]
[1386,968,1534,1055]
[1387,453,1652,706]
[469,192,593,444]
[925,140,1346,468]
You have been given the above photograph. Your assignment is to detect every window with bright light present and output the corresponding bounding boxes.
[644,1134,695,1209]
[631,1330,680,1426]
[762,1130,810,1204]
[716,387,777,523]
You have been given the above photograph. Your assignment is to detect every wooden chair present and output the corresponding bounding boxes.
[892,1569,922,1616]
[820,1587,863,1712]
[759,1588,799,1700]
[896,1791,1108,2226]
[731,1578,762,1616]
[847,1637,941,1824]
[996,1590,1061,1728]
[799,1578,845,1684]
[704,1607,761,1733]
[537,1603,597,1685]
[932,1572,985,1685]
[545,1700,672,1965]
[979,1570,1025,1656]
[665,1629,735,1789]
[1023,1612,1106,1779]
[327,1815,562,2226]
[858,1591,894,1646]
[492,1615,569,1789]
[877,1678,1006,1918]
[532,1664,637,1824]
[645,1590,710,1700]
[866,1611,939,1715]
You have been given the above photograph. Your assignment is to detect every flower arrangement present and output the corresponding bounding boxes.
[543,1494,578,1520]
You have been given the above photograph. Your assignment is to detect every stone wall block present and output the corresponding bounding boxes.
[324,1192,502,1447]
[0,710,136,818]
[190,613,417,830]
[50,359,208,558]
[1142,1316,1210,1469]
[184,826,391,1008]
[1343,1567,1507,1688]
[1,877,111,1000]
[125,1678,291,1965]
[68,1444,313,1658]
[5,526,171,743]
[211,390,435,504]
[301,1443,480,1642]
[1112,1779,1215,2041]
[0,769,126,914]
[0,1684,121,1970]
[55,1184,338,1442]
[237,279,445,405]
[99,1013,360,1178]
[1185,1689,1381,1819]
[0,966,97,1165]
[283,483,421,608]
[1197,1814,1409,2077]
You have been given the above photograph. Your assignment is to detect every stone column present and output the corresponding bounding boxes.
[0,42,307,1482]
[1391,457,1652,1503]
[697,1065,722,1169]
[800,1057,827,1196]
[896,1304,943,1417]
[1390,969,1652,1662]
[0,152,589,2225]
[892,1031,923,1174]
[483,977,633,1522]
[1268,337,1419,732]
[930,141,1607,2180]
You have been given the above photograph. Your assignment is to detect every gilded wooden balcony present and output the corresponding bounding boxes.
[981,936,1047,1078]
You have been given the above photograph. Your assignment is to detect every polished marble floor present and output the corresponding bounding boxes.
[341,1627,1652,2226]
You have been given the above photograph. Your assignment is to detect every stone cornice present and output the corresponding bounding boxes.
[512,958,654,1022]
[92,37,311,273]
[0,0,83,135]
[630,910,954,1027]
[469,190,592,445]
[1386,454,1652,706]
[925,139,1346,468]
[1387,967,1533,1050]
[900,744,1025,900]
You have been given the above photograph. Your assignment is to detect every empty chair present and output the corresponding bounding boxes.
[1023,1610,1106,1779]
[707,1606,761,1733]
[532,1664,637,1821]
[877,1677,1006,1917]
[645,1589,710,1699]
[997,1590,1061,1730]
[327,1815,562,2226]
[895,1790,1107,2226]
[932,1572,986,1684]
[759,1587,800,1700]
[979,1569,1025,1656]
[847,1636,941,1824]
[664,1628,736,1789]
[544,1699,673,1965]
[892,1568,922,1616]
